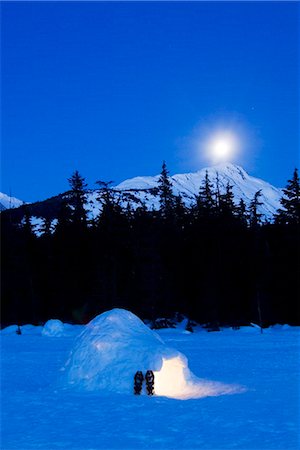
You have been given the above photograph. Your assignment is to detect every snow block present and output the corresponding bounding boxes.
[62,309,244,399]
[42,319,65,337]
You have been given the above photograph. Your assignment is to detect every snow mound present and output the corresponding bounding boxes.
[1,325,19,335]
[42,319,65,337]
[62,309,244,399]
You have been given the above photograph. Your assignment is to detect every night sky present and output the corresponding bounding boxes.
[2,2,299,202]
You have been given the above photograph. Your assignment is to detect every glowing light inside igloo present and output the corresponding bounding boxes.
[154,357,188,398]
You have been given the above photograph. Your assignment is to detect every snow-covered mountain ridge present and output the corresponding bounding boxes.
[0,192,23,211]
[108,163,282,220]
[0,163,283,221]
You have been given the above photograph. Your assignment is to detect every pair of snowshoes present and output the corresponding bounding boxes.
[134,370,154,396]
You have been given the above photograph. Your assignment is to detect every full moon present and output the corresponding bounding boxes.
[205,130,240,164]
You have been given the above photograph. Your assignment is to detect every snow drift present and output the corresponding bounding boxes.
[62,309,243,399]
[42,319,65,337]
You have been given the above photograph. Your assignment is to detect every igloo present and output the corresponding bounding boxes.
[62,309,243,399]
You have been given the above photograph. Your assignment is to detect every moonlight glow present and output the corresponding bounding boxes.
[205,130,241,164]
[188,117,258,169]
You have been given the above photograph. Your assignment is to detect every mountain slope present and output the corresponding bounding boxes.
[114,163,282,219]
[0,192,23,211]
[0,163,283,221]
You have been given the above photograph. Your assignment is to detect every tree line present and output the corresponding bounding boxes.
[1,164,299,328]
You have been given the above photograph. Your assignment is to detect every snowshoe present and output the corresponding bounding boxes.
[134,371,144,395]
[145,370,154,396]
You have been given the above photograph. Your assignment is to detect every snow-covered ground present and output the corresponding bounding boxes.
[1,323,299,449]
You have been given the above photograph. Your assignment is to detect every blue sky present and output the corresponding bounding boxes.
[2,2,299,202]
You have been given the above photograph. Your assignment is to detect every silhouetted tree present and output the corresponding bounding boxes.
[68,170,88,228]
[220,182,235,217]
[174,194,187,225]
[196,171,216,217]
[215,172,221,210]
[249,190,263,227]
[21,207,35,237]
[157,161,175,218]
[236,198,248,226]
[55,201,72,236]
[40,217,53,237]
[276,168,300,225]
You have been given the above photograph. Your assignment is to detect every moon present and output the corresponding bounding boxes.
[205,130,240,164]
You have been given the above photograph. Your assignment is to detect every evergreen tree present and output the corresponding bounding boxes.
[19,207,39,322]
[236,198,248,226]
[125,201,134,221]
[249,190,263,227]
[95,180,122,223]
[135,201,148,217]
[215,172,221,210]
[196,171,216,217]
[220,182,235,217]
[157,161,175,217]
[68,170,88,192]
[40,217,53,237]
[21,207,36,237]
[55,201,72,236]
[277,168,300,225]
[174,194,186,218]
[68,170,88,228]
[96,180,114,201]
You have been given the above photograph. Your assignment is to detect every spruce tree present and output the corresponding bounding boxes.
[220,182,235,217]
[173,194,187,230]
[68,170,88,228]
[125,201,134,222]
[55,201,72,236]
[40,217,53,237]
[96,180,114,205]
[277,168,300,225]
[249,190,263,227]
[215,172,221,210]
[236,198,248,226]
[95,180,122,224]
[21,207,36,237]
[174,194,186,218]
[157,161,175,217]
[196,171,216,217]
[19,207,38,323]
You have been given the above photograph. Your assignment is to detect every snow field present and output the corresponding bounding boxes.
[1,321,299,449]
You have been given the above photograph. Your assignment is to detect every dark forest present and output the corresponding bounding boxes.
[1,165,299,328]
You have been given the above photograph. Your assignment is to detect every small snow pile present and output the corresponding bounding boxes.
[62,309,244,399]
[42,319,65,337]
[1,325,20,335]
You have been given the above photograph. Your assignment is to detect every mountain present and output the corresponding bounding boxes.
[112,163,282,219]
[0,192,23,211]
[0,163,283,222]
